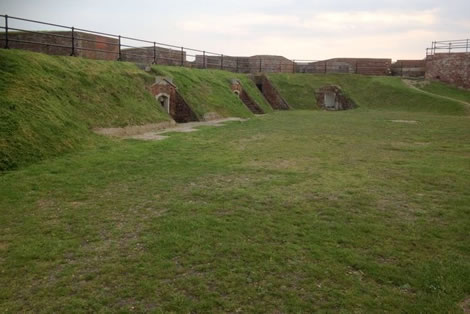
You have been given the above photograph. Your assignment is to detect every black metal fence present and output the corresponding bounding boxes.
[426,39,470,57]
[0,14,391,75]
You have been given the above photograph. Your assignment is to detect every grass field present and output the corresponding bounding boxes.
[268,73,468,115]
[1,107,469,311]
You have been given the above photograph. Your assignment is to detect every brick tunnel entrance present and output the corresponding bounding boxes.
[253,75,289,110]
[315,85,356,111]
[230,79,264,114]
[150,77,198,123]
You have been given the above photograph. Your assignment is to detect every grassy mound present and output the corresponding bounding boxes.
[268,73,468,115]
[0,49,171,171]
[152,66,273,118]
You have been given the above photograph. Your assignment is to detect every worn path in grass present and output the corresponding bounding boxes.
[1,110,469,312]
[403,79,470,111]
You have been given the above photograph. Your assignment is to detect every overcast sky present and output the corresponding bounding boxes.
[2,0,469,60]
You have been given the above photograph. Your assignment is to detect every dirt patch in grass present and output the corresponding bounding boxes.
[94,121,176,137]
[125,118,248,141]
[390,120,418,124]
[461,297,470,314]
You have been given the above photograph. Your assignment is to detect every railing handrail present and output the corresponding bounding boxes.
[0,13,396,74]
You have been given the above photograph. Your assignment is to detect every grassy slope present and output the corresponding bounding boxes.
[0,49,171,171]
[152,66,273,118]
[418,81,470,103]
[268,73,468,115]
[0,110,469,312]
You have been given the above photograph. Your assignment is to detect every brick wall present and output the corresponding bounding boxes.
[194,55,293,73]
[121,46,186,65]
[391,60,426,77]
[425,53,470,88]
[297,58,391,75]
[0,31,118,60]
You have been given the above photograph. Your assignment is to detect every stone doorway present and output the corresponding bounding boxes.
[315,85,356,110]
[156,93,170,113]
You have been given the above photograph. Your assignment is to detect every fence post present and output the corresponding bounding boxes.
[448,43,451,54]
[203,51,206,69]
[324,61,327,73]
[259,59,262,73]
[292,60,295,73]
[236,57,239,72]
[221,54,224,70]
[153,42,157,64]
[181,47,184,66]
[4,15,8,49]
[70,27,75,56]
[118,35,121,61]
[467,39,469,53]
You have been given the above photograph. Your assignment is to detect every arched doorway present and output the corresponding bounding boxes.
[156,93,170,113]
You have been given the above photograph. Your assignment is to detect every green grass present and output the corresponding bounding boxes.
[152,65,273,118]
[0,49,171,171]
[1,109,469,312]
[417,81,470,103]
[268,73,468,115]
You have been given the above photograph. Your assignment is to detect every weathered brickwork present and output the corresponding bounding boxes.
[391,60,426,77]
[254,75,289,110]
[230,79,264,114]
[425,53,470,88]
[149,77,198,123]
[194,55,293,73]
[0,31,118,60]
[121,46,187,66]
[297,58,391,75]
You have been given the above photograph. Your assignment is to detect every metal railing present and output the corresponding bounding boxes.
[0,14,391,75]
[426,39,470,57]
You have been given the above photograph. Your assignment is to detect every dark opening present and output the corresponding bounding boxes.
[256,83,263,92]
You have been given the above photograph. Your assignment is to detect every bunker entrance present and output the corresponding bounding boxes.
[253,75,289,110]
[151,77,198,123]
[315,85,356,111]
[230,79,264,114]
[156,93,170,113]
[324,92,336,109]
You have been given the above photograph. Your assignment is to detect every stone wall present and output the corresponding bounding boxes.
[391,60,426,77]
[425,53,470,88]
[0,31,118,60]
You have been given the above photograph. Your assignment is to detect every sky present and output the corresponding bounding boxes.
[1,0,469,61]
